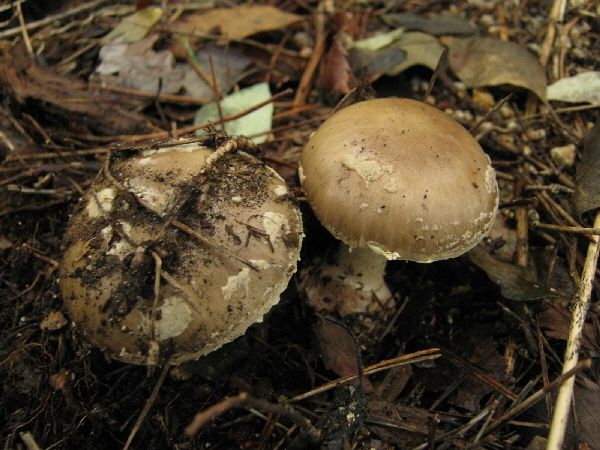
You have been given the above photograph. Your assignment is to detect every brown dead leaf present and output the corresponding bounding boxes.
[574,122,600,217]
[381,13,477,36]
[318,38,357,95]
[538,302,597,351]
[468,245,549,301]
[448,339,507,412]
[314,317,360,378]
[95,35,184,94]
[447,37,547,100]
[174,6,303,41]
[367,400,429,446]
[570,383,600,450]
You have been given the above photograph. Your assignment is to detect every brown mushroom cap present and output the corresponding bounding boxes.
[60,141,303,365]
[300,98,499,262]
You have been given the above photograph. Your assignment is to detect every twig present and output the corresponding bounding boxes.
[289,349,441,402]
[15,0,33,57]
[19,432,41,450]
[122,365,169,450]
[208,53,225,129]
[88,82,210,105]
[546,211,600,450]
[469,93,513,134]
[185,392,322,444]
[424,48,447,99]
[538,0,566,68]
[486,359,590,437]
[0,0,108,38]
[532,221,600,236]
[293,4,327,107]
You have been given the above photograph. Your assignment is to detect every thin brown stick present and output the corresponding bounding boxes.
[208,53,225,129]
[122,365,169,450]
[0,0,108,38]
[486,359,591,436]
[469,93,513,134]
[289,349,441,402]
[424,48,447,99]
[547,212,600,449]
[15,0,33,56]
[293,21,327,107]
[88,82,210,105]
[185,392,322,443]
[532,221,600,236]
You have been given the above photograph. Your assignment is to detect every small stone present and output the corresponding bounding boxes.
[40,311,68,331]
[526,129,546,141]
[550,144,576,168]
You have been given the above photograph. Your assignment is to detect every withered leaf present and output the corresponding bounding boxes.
[174,6,302,41]
[447,37,547,100]
[314,317,360,378]
[367,400,429,446]
[381,13,477,36]
[318,38,357,95]
[386,32,444,76]
[95,35,184,94]
[468,245,549,301]
[180,44,251,99]
[538,302,597,351]
[574,122,600,217]
[547,71,600,105]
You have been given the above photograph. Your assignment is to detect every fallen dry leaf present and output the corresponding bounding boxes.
[174,5,303,41]
[448,339,507,412]
[574,122,600,217]
[547,71,600,105]
[95,34,184,94]
[180,44,251,99]
[447,37,547,100]
[318,38,357,95]
[538,302,597,351]
[102,6,163,44]
[314,317,360,378]
[468,245,548,301]
[385,32,444,76]
[367,400,429,446]
[382,13,477,36]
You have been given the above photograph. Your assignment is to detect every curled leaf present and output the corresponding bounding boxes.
[381,13,477,36]
[318,39,357,94]
[547,71,600,105]
[174,6,302,41]
[468,245,548,301]
[448,37,547,100]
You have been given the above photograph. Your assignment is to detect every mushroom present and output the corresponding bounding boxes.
[60,138,303,366]
[299,98,498,321]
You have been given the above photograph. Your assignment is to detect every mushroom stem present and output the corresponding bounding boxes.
[303,242,392,318]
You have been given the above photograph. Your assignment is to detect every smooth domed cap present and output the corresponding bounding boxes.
[300,98,498,262]
[60,141,303,365]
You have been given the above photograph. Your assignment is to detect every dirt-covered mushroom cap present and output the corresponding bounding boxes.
[60,140,303,366]
[300,98,499,262]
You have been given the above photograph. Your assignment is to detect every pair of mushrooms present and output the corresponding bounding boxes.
[59,98,498,366]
